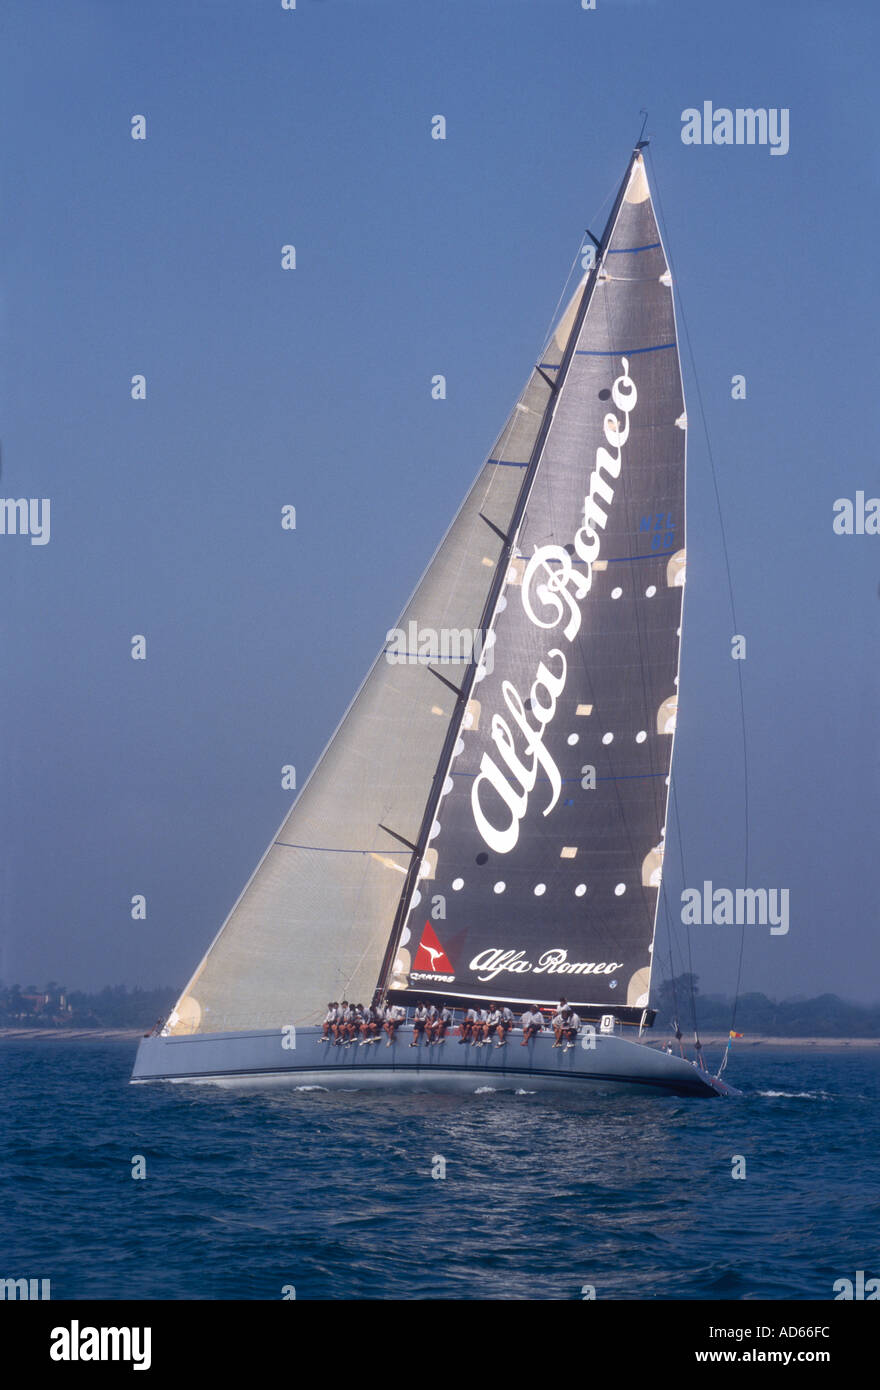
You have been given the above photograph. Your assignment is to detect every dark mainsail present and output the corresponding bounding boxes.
[385,150,686,1018]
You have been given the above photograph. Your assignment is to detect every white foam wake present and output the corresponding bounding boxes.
[757,1089,832,1100]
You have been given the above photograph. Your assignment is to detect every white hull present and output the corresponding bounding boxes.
[132,1025,738,1098]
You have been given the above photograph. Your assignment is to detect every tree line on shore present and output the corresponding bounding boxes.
[0,982,176,1028]
[652,975,880,1037]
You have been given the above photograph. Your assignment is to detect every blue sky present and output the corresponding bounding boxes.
[1,0,878,1005]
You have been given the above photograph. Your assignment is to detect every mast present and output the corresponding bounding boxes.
[373,145,648,1005]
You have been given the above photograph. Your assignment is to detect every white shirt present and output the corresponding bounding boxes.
[551,1012,565,1029]
[566,1012,581,1030]
[487,1010,501,1026]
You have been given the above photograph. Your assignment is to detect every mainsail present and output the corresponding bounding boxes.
[165,147,684,1037]
[163,266,584,1034]
[386,150,686,1017]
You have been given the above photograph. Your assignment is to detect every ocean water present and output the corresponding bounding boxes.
[2,1039,878,1301]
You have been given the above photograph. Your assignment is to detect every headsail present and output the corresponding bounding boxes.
[388,151,686,1017]
[163,276,586,1033]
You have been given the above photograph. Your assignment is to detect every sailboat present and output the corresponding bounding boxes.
[132,141,737,1099]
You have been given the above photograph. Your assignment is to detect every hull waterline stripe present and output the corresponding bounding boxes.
[133,1061,722,1095]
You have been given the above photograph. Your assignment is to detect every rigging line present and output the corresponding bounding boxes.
[537,168,629,358]
[671,777,700,1042]
[647,145,751,1040]
[538,236,588,357]
[661,887,687,1057]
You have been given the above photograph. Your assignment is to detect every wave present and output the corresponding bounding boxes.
[757,1089,832,1100]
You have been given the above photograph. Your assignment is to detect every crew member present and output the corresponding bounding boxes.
[410,1000,429,1047]
[496,1005,514,1046]
[482,1003,502,1046]
[432,1003,453,1044]
[320,1002,337,1042]
[384,1001,405,1046]
[562,1006,581,1051]
[521,1005,543,1045]
[458,1006,478,1044]
[333,1001,350,1045]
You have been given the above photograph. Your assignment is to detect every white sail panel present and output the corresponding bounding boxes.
[165,292,591,1033]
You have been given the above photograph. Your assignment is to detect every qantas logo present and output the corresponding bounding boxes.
[410,923,455,982]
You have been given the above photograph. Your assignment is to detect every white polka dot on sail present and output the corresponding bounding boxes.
[534,884,546,896]
[452,878,463,891]
[575,884,587,897]
[567,733,578,745]
[611,587,622,600]
[614,883,626,896]
[602,732,614,745]
[494,881,506,894]
[645,585,656,597]
[636,731,647,743]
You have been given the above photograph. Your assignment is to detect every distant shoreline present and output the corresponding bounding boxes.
[0,1027,143,1040]
[1,1027,879,1048]
[660,1036,880,1049]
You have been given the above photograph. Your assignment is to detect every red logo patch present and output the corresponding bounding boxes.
[413,922,454,973]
